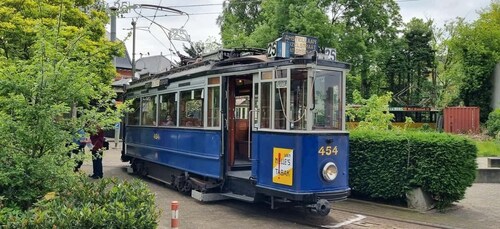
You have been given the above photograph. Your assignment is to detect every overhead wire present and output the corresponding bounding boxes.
[148,0,163,30]
[118,0,420,19]
[132,4,192,60]
[122,0,421,60]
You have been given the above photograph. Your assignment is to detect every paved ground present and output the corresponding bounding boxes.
[80,144,500,229]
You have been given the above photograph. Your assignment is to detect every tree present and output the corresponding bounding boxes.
[218,0,263,48]
[220,0,336,49]
[218,0,402,101]
[182,41,205,59]
[183,36,221,59]
[432,19,466,109]
[0,0,124,209]
[178,37,222,66]
[384,18,435,107]
[449,2,500,121]
[332,0,402,99]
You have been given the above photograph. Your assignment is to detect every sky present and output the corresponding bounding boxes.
[104,0,493,63]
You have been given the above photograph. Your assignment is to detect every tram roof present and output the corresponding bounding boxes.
[128,50,350,90]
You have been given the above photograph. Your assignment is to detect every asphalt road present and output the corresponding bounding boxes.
[79,145,500,229]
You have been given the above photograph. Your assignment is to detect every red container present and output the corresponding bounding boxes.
[443,107,480,134]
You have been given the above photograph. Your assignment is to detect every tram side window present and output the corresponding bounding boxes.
[180,89,204,127]
[159,93,177,126]
[207,86,220,127]
[313,70,342,130]
[128,98,140,125]
[260,82,271,128]
[291,69,308,130]
[141,95,157,126]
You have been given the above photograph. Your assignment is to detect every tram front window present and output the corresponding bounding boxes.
[290,69,308,130]
[313,70,343,130]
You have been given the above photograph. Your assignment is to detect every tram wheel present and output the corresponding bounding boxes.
[314,199,331,216]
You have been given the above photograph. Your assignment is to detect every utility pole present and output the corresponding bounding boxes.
[131,19,137,78]
[110,6,117,41]
[109,6,119,148]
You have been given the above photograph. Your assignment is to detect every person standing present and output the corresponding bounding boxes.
[89,126,105,179]
[72,128,86,172]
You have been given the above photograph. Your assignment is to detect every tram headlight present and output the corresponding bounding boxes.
[322,162,338,182]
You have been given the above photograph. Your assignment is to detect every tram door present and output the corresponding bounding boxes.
[226,75,253,170]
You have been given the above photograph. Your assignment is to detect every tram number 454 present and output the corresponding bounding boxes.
[318,146,338,156]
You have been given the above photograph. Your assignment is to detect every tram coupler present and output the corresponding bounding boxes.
[307,199,331,216]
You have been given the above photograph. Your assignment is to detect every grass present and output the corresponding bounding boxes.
[475,140,500,157]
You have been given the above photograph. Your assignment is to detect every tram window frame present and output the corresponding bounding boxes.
[290,68,308,130]
[179,89,204,128]
[158,93,177,127]
[207,77,221,128]
[127,98,141,125]
[274,69,288,130]
[312,70,343,130]
[140,95,157,126]
[260,79,272,129]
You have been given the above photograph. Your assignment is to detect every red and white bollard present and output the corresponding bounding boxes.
[171,201,179,229]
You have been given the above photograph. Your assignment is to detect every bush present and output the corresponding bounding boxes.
[350,130,477,209]
[347,90,394,131]
[0,144,78,210]
[486,109,500,137]
[1,177,159,228]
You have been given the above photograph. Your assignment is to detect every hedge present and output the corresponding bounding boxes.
[349,130,477,209]
[0,177,159,228]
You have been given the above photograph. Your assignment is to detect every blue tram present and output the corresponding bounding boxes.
[122,35,350,216]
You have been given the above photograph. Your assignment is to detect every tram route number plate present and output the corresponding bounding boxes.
[272,147,294,186]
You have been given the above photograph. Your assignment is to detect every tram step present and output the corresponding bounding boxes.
[221,192,255,203]
[191,190,228,202]
[226,170,252,179]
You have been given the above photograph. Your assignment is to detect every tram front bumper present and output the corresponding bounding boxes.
[256,186,351,203]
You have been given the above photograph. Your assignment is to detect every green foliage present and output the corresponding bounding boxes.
[336,0,402,98]
[350,130,477,209]
[433,20,466,109]
[218,0,263,48]
[0,144,78,209]
[475,139,500,157]
[448,2,500,121]
[0,0,126,210]
[403,116,415,130]
[347,90,394,130]
[486,109,500,137]
[385,18,435,106]
[183,36,221,59]
[218,0,407,101]
[420,123,432,132]
[1,177,159,228]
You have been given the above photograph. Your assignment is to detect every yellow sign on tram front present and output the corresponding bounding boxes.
[272,147,294,186]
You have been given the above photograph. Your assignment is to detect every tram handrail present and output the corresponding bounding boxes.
[248,109,255,159]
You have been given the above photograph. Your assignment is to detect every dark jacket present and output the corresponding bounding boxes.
[90,128,105,151]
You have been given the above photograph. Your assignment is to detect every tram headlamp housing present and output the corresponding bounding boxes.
[322,162,338,182]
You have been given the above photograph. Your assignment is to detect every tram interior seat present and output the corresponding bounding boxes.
[183,118,202,127]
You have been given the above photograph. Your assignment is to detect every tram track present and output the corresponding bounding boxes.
[330,205,454,229]
[239,201,453,229]
[123,165,450,229]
